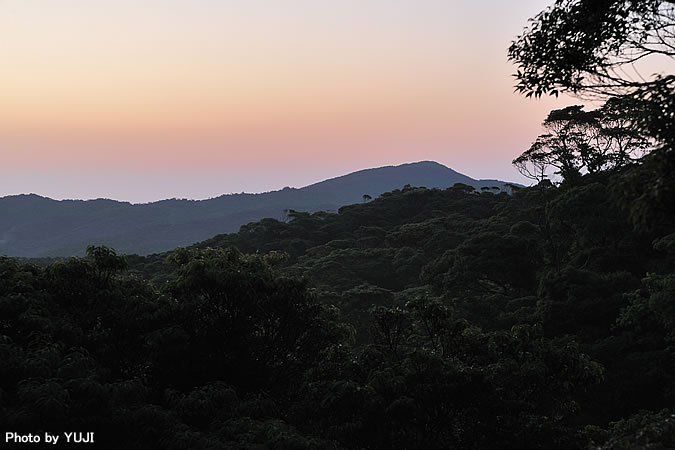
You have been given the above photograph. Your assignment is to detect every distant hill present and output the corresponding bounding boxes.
[0,161,517,257]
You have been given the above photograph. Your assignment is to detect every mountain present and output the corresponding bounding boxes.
[0,161,517,257]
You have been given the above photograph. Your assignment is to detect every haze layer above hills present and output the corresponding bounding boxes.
[0,161,516,257]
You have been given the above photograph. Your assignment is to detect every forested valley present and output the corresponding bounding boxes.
[2,160,675,448]
[2,0,674,448]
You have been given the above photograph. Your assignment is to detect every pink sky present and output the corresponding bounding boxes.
[1,0,580,202]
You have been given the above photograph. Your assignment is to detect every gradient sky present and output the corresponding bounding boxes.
[1,0,580,202]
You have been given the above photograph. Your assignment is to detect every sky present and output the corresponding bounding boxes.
[1,0,579,203]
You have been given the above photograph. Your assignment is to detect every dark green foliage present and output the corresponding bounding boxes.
[163,247,348,391]
[586,409,675,449]
[509,0,674,239]
[0,248,348,448]
[4,158,674,448]
[2,0,673,441]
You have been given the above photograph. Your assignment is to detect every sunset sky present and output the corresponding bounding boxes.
[0,0,579,202]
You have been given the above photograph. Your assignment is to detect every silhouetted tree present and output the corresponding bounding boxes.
[513,101,650,183]
[508,0,674,100]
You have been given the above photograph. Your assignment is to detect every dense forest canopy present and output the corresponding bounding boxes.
[2,0,675,448]
[3,176,675,448]
[509,0,675,230]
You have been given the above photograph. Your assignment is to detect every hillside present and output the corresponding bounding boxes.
[0,161,515,257]
[3,165,675,448]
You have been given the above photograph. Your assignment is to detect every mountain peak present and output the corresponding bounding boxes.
[300,161,478,199]
[0,162,517,257]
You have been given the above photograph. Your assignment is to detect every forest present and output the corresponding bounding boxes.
[1,0,674,448]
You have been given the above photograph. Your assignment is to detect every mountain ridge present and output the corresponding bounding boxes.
[0,161,518,257]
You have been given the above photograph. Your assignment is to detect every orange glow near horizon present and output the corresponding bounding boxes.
[0,0,591,201]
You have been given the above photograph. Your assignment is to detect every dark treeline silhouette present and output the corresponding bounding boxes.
[2,0,674,448]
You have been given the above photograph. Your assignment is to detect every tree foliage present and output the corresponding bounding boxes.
[2,0,674,447]
[3,171,674,448]
[508,0,675,99]
[514,100,651,183]
[510,0,674,235]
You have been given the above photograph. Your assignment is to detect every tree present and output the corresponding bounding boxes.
[166,247,349,390]
[514,105,597,182]
[508,0,673,158]
[509,0,674,227]
[508,0,674,99]
[513,100,650,183]
[86,245,128,286]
